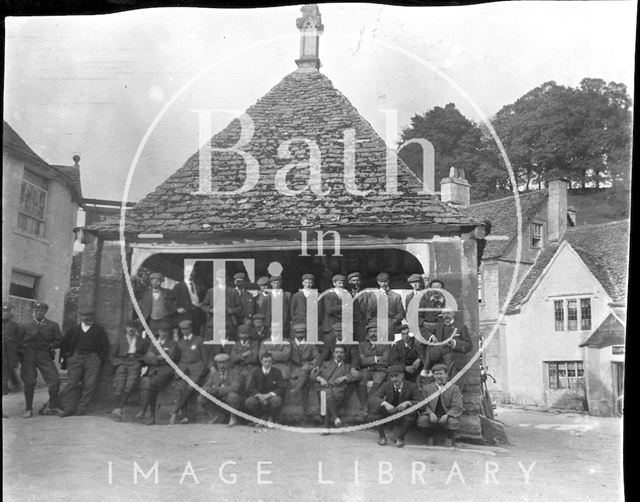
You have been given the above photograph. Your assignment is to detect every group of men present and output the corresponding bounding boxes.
[1,269,471,446]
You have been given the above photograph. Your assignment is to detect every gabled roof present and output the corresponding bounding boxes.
[464,190,548,258]
[94,70,477,237]
[3,121,83,201]
[579,312,625,348]
[3,120,49,168]
[507,220,630,313]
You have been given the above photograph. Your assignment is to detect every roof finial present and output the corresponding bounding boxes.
[295,4,324,72]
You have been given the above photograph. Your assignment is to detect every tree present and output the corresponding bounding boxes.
[398,103,501,201]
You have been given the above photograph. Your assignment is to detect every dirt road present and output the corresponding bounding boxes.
[2,391,623,502]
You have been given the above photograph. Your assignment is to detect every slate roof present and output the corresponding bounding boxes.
[463,190,548,259]
[579,312,625,348]
[93,70,477,236]
[506,220,630,313]
[3,121,83,201]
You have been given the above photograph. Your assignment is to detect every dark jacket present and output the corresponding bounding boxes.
[389,337,423,368]
[247,366,285,398]
[140,287,178,320]
[19,317,62,353]
[421,382,464,418]
[60,323,110,362]
[374,379,422,407]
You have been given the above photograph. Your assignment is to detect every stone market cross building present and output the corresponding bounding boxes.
[79,5,489,438]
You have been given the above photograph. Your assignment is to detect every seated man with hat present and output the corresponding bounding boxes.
[110,319,149,422]
[229,324,260,382]
[417,363,463,447]
[365,272,405,341]
[17,301,63,417]
[388,324,423,383]
[369,364,422,447]
[169,319,209,425]
[314,345,361,428]
[249,313,270,343]
[288,323,319,415]
[198,352,243,427]
[422,309,472,380]
[59,309,110,417]
[135,322,177,425]
[358,322,390,399]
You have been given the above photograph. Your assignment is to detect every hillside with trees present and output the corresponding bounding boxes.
[398,78,632,208]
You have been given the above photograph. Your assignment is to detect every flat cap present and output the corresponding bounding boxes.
[269,275,282,283]
[238,325,251,335]
[331,322,343,332]
[149,272,164,280]
[178,319,193,328]
[33,301,49,310]
[301,273,315,281]
[428,279,445,288]
[233,272,246,280]
[214,353,230,363]
[79,309,95,316]
[2,302,14,311]
[256,276,270,286]
[252,313,266,320]
[292,323,307,333]
[366,322,377,332]
[407,273,423,283]
[332,274,346,283]
[431,363,449,373]
[347,272,361,280]
[388,364,406,375]
[376,272,390,282]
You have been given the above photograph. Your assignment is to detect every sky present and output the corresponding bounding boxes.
[3,1,637,202]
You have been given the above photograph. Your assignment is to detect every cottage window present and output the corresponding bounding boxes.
[18,170,48,237]
[553,297,591,332]
[9,270,40,323]
[547,361,584,389]
[531,222,543,248]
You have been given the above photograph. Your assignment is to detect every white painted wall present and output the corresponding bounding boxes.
[503,243,612,406]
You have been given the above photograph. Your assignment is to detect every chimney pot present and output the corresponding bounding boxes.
[440,166,470,206]
[73,155,81,166]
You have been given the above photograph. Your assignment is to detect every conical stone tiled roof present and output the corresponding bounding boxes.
[113,70,477,236]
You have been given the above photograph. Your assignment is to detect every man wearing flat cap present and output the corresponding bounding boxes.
[365,272,405,341]
[358,323,390,399]
[110,319,149,422]
[249,313,270,343]
[319,274,350,336]
[289,323,319,415]
[201,269,243,342]
[348,272,371,342]
[198,352,243,427]
[2,302,22,401]
[290,273,316,326]
[417,363,463,446]
[173,270,206,337]
[232,271,255,326]
[369,364,421,447]
[18,301,63,417]
[405,274,429,326]
[229,324,260,382]
[140,272,178,334]
[260,276,291,340]
[136,322,177,425]
[254,276,271,326]
[59,310,110,417]
[170,319,209,424]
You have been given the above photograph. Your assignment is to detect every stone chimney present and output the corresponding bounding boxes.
[546,178,568,242]
[440,166,470,206]
[295,4,324,72]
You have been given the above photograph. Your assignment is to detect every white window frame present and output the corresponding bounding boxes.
[553,297,592,332]
[17,170,48,238]
[531,221,544,249]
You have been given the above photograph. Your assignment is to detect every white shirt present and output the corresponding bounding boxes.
[188,281,200,306]
[152,290,161,300]
[126,335,137,354]
[302,289,311,298]
[81,323,92,333]
[184,334,193,342]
